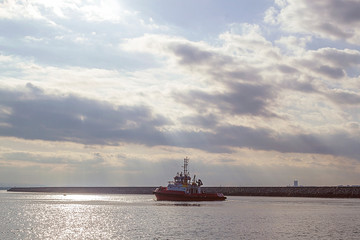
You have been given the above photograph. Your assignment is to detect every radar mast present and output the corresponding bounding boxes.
[183,157,190,184]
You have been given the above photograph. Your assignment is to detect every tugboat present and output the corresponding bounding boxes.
[153,157,226,201]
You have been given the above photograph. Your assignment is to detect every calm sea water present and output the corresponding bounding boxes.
[1,190,360,240]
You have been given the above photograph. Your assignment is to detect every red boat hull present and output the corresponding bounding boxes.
[154,190,226,201]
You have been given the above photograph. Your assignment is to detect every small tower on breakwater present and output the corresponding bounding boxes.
[294,179,299,187]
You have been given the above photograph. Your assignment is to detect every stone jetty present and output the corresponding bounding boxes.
[7,187,154,195]
[205,186,360,198]
[7,186,360,198]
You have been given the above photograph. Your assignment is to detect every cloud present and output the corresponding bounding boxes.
[120,31,359,158]
[174,82,277,117]
[280,77,318,93]
[168,42,233,68]
[0,1,168,70]
[0,0,132,23]
[290,48,360,81]
[310,48,360,68]
[0,0,46,20]
[0,151,103,165]
[275,35,312,55]
[180,114,220,129]
[316,65,345,79]
[1,83,359,161]
[122,33,282,120]
[266,0,360,45]
[177,125,360,160]
[325,89,360,105]
[0,83,170,146]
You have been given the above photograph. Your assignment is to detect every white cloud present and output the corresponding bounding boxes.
[0,0,45,20]
[275,36,312,55]
[264,6,278,25]
[220,26,277,62]
[0,0,122,22]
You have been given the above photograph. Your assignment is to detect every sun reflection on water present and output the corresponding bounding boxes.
[60,193,106,202]
[24,194,154,239]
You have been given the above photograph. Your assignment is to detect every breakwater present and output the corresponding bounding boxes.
[207,186,360,198]
[7,187,154,195]
[7,186,360,198]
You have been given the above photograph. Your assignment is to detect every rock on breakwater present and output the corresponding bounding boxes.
[204,186,360,198]
[7,186,360,198]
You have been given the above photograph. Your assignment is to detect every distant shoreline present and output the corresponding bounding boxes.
[7,186,360,198]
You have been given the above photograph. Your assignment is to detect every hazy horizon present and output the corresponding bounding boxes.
[1,0,360,187]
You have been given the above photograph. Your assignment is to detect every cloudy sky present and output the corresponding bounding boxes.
[1,0,360,187]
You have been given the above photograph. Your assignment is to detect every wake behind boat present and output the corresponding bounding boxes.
[153,157,226,201]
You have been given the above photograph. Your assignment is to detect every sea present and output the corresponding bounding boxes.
[1,190,360,240]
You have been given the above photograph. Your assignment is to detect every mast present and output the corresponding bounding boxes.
[183,157,189,183]
[183,157,189,175]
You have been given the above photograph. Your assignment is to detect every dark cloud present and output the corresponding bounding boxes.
[223,82,277,116]
[174,82,277,117]
[316,65,345,79]
[169,44,213,65]
[282,79,318,93]
[299,59,346,80]
[170,125,360,160]
[326,0,360,24]
[0,84,170,146]
[168,43,232,67]
[161,39,279,119]
[180,114,219,128]
[325,90,360,105]
[278,64,298,74]
[221,68,263,82]
[167,42,264,83]
[316,22,351,39]
[314,48,360,68]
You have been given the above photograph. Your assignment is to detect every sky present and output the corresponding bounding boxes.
[0,0,360,187]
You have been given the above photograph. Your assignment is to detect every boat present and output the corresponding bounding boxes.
[153,157,226,201]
